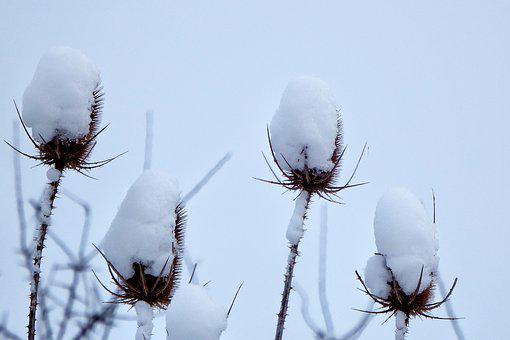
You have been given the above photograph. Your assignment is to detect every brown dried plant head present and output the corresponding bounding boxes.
[95,204,186,309]
[7,84,116,175]
[355,254,459,323]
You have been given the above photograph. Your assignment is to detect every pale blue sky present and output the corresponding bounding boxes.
[1,1,508,339]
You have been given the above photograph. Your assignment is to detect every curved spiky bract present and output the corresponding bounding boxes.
[355,258,459,322]
[96,204,186,309]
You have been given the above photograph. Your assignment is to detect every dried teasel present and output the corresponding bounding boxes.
[260,76,366,202]
[356,188,459,338]
[96,171,186,309]
[6,47,115,174]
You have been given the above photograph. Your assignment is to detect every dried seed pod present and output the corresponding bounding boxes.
[356,188,458,332]
[10,47,108,173]
[97,171,186,309]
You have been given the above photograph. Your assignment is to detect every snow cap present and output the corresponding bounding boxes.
[270,76,340,172]
[22,46,101,142]
[364,255,392,299]
[166,284,227,340]
[101,170,182,279]
[374,187,439,295]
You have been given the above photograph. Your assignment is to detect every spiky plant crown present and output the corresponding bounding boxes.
[261,121,366,202]
[355,254,458,323]
[95,204,186,309]
[8,84,115,174]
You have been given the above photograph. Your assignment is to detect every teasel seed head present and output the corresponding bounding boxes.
[97,171,186,308]
[7,47,116,174]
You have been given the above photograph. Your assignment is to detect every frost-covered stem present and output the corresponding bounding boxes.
[182,152,232,204]
[275,190,312,340]
[39,289,53,340]
[395,311,408,340]
[135,301,154,340]
[437,272,465,340]
[56,270,79,339]
[143,110,154,171]
[28,167,63,340]
[319,204,334,335]
[337,300,374,340]
[293,282,324,337]
[12,122,33,273]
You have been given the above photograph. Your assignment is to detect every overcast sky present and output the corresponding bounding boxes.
[1,1,508,339]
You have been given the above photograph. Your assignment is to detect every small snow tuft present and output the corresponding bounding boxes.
[22,46,100,142]
[364,255,392,299]
[166,284,227,340]
[374,187,439,295]
[46,168,62,182]
[101,170,181,279]
[270,76,340,172]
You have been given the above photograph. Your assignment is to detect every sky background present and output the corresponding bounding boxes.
[0,1,509,339]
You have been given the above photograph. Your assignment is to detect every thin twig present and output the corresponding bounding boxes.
[182,152,232,204]
[293,282,324,337]
[432,191,465,340]
[319,204,334,335]
[143,110,154,171]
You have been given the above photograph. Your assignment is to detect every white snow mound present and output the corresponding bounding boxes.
[270,76,340,172]
[22,46,100,142]
[101,170,181,279]
[166,284,227,340]
[364,255,392,299]
[374,187,439,295]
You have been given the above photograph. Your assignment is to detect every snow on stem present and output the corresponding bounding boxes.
[275,190,311,340]
[135,301,154,340]
[28,167,63,340]
[395,311,409,340]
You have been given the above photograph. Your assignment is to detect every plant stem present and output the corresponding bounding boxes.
[28,167,62,340]
[395,311,409,340]
[275,191,311,340]
[135,301,153,340]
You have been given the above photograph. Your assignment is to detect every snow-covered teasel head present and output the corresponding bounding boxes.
[98,170,186,309]
[266,76,346,196]
[166,283,227,340]
[15,46,105,172]
[356,187,458,326]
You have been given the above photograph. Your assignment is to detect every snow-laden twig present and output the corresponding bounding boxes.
[135,301,154,340]
[275,190,312,340]
[432,193,465,340]
[295,203,374,340]
[437,271,465,339]
[143,110,154,171]
[182,152,232,283]
[319,204,334,335]
[293,282,324,337]
[337,301,374,340]
[11,121,33,273]
[182,152,232,204]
